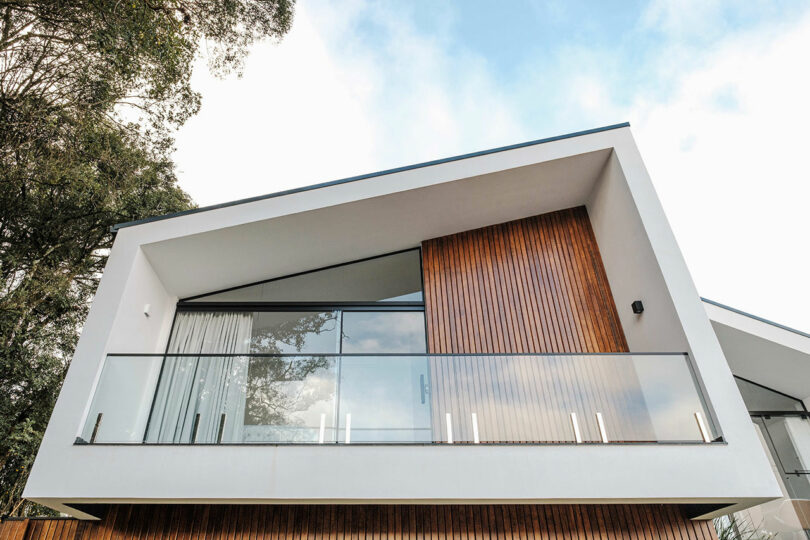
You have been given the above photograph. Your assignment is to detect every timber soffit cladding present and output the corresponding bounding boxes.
[0,504,718,540]
[421,206,648,443]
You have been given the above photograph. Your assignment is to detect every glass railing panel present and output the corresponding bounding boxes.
[79,355,163,443]
[144,355,338,444]
[756,415,810,499]
[80,352,719,445]
[144,354,240,443]
[721,504,810,540]
[425,354,716,444]
[726,414,810,540]
[241,355,338,443]
[428,354,577,443]
[625,353,718,442]
[337,355,432,443]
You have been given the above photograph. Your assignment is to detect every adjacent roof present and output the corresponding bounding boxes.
[703,297,810,402]
[701,297,810,339]
[111,122,630,231]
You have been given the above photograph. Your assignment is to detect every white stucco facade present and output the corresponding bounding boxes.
[23,125,782,519]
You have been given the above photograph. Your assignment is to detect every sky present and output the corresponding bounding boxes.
[173,0,810,333]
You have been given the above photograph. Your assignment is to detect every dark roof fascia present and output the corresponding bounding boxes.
[701,297,810,339]
[111,122,631,232]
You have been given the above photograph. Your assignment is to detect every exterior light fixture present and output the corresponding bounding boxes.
[631,300,644,314]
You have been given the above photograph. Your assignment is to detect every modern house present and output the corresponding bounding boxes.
[3,123,807,539]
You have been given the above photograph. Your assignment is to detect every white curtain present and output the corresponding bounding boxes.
[146,312,253,443]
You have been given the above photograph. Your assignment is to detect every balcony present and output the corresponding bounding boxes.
[78,353,720,445]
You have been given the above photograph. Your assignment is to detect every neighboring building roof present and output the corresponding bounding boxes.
[111,122,630,231]
[703,297,810,403]
[701,297,810,339]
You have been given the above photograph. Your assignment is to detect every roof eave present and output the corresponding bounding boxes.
[110,122,631,232]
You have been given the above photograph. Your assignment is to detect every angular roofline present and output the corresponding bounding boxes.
[701,297,810,339]
[111,122,631,231]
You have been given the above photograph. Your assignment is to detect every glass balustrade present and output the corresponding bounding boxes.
[726,413,810,540]
[78,353,720,445]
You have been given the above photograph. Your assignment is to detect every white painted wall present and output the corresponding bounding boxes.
[587,151,689,353]
[24,126,782,519]
[106,248,177,353]
[587,129,783,505]
[67,245,176,444]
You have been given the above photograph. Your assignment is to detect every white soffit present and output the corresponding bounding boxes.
[141,148,612,298]
[703,299,810,402]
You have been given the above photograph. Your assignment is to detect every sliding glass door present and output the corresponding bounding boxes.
[144,249,431,444]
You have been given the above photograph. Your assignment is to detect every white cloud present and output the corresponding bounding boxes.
[627,12,810,331]
[173,1,526,207]
[173,5,376,206]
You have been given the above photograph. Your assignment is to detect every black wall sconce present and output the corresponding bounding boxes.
[631,300,644,314]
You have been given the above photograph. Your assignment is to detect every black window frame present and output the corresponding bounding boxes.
[734,376,810,499]
[171,247,429,355]
[734,375,808,415]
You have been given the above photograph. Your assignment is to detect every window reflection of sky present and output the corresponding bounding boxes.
[249,311,428,355]
[243,310,429,442]
[338,356,431,442]
[342,312,426,353]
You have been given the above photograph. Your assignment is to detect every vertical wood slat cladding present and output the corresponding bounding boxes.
[421,207,651,443]
[0,504,717,539]
[422,206,627,355]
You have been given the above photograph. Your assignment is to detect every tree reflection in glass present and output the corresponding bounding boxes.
[242,311,339,442]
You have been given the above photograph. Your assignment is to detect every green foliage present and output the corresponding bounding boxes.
[0,0,295,516]
[714,516,775,540]
[245,356,334,428]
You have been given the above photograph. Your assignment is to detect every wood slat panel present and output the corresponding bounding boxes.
[421,207,656,443]
[0,505,716,540]
[421,207,626,355]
